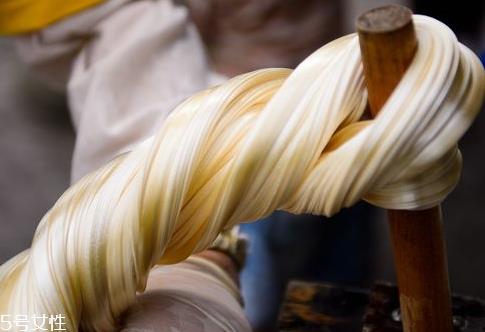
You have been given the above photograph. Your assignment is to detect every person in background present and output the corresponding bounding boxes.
[1,0,375,330]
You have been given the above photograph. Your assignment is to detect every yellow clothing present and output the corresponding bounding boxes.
[0,0,103,35]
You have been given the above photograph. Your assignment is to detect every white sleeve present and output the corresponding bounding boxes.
[16,0,217,182]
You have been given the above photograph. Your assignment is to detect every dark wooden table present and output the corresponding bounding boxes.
[277,281,485,331]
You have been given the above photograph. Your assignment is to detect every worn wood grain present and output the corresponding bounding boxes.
[277,281,368,331]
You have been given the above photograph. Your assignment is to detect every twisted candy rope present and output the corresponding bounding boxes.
[1,15,484,331]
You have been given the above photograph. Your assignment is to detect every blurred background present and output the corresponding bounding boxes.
[0,0,484,330]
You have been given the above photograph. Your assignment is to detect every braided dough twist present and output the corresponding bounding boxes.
[1,15,484,331]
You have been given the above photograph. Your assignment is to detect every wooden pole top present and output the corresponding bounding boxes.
[356,5,418,116]
[356,5,412,33]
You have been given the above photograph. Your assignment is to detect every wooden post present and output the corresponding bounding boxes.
[356,5,453,332]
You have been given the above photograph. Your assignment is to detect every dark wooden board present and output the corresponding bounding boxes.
[277,281,485,332]
[277,281,369,331]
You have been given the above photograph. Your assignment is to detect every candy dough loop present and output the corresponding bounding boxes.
[0,15,484,331]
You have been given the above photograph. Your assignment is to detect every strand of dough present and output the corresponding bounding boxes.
[1,15,484,331]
